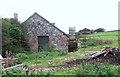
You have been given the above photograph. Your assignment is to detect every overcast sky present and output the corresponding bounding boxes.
[0,0,119,33]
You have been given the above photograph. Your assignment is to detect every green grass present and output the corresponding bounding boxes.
[50,64,120,75]
[15,51,68,67]
[3,63,119,75]
[88,30,119,41]
[3,48,120,75]
[80,42,118,51]
[16,49,91,67]
[79,30,119,50]
[89,30,119,36]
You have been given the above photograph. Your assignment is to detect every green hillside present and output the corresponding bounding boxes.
[85,30,119,50]
[88,30,119,41]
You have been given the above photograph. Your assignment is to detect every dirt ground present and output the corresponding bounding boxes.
[27,50,120,71]
[66,51,120,67]
[49,51,120,69]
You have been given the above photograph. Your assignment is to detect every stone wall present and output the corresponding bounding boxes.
[23,13,68,52]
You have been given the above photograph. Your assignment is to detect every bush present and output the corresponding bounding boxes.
[2,19,30,56]
[94,28,105,32]
[15,53,29,62]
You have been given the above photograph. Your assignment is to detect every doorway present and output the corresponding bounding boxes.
[38,36,49,51]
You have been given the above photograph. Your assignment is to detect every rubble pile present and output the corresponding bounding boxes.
[88,47,120,65]
[66,47,120,67]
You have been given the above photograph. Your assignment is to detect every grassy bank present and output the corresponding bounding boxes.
[88,30,119,41]
[79,30,119,51]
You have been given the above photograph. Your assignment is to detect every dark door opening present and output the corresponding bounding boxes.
[68,39,77,52]
[38,36,49,51]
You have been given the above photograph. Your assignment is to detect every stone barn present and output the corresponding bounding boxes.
[22,12,69,52]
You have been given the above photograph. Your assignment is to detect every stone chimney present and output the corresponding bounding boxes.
[69,27,75,35]
[51,23,55,25]
[14,13,18,21]
[69,27,76,40]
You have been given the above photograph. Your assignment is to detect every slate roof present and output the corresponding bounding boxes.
[22,12,69,37]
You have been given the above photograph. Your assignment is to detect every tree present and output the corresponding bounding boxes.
[2,19,30,57]
[94,28,105,32]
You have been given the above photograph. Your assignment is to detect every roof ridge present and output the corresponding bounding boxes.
[22,12,69,37]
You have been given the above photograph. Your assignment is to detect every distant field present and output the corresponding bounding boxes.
[88,30,120,41]
[83,30,120,50]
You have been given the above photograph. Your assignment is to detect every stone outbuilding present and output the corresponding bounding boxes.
[22,12,69,52]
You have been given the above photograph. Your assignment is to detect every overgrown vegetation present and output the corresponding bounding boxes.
[50,64,119,75]
[2,25,119,76]
[15,45,68,66]
[2,19,30,57]
[2,64,119,75]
